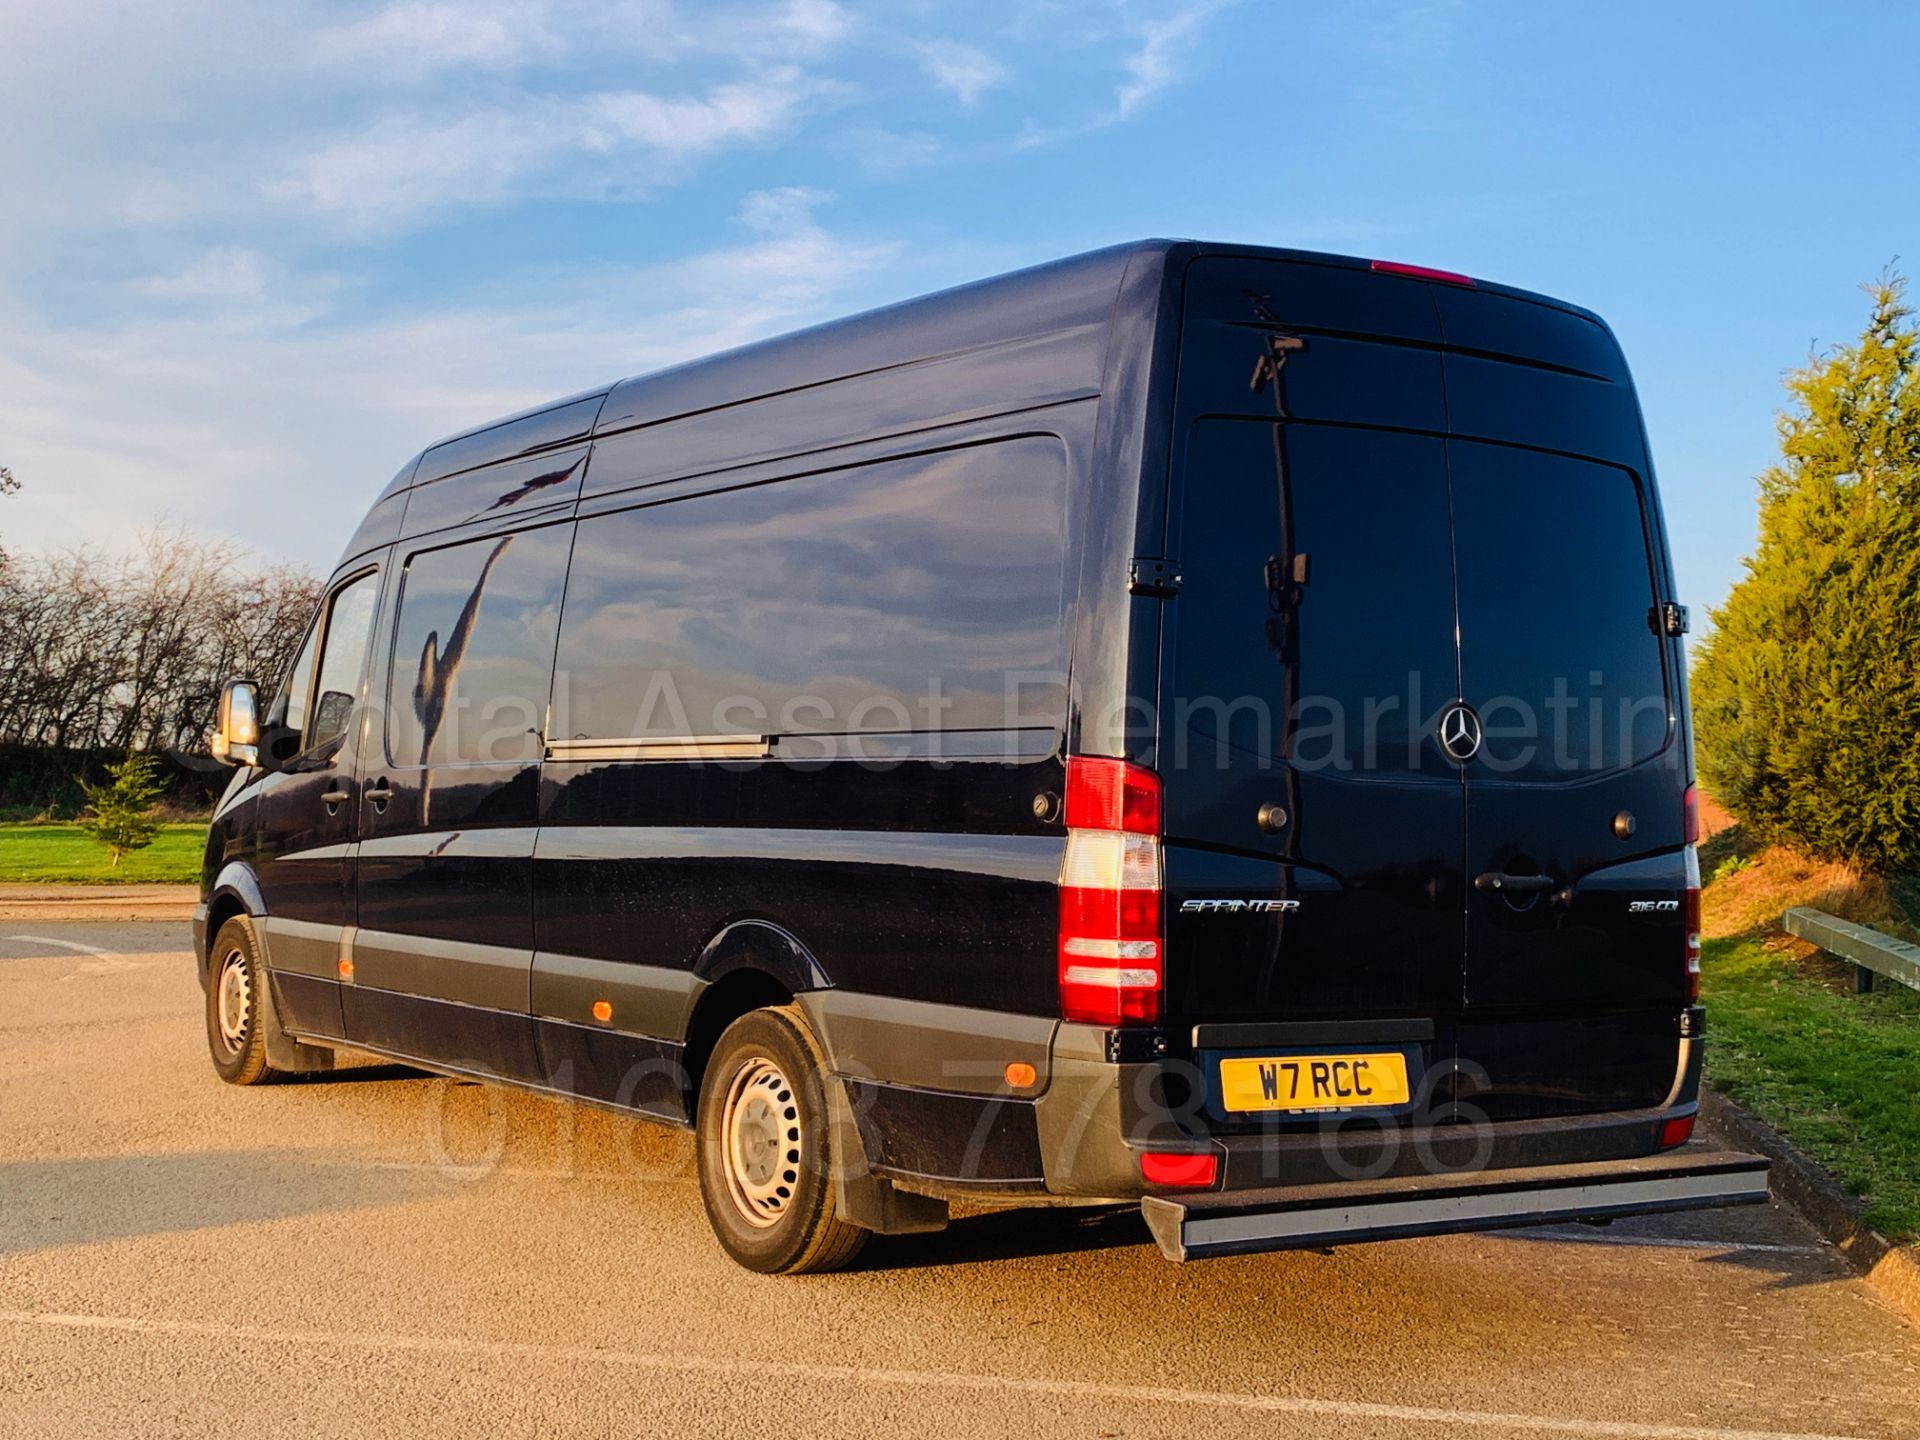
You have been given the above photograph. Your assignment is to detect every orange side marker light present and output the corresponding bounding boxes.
[337,958,355,980]
[592,1000,613,1023]
[1004,1061,1038,1089]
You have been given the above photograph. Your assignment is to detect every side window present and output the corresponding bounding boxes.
[308,575,380,751]
[385,525,573,767]
[274,569,379,761]
[551,438,1070,744]
[278,616,322,742]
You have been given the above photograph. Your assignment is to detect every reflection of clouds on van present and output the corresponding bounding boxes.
[552,439,1070,744]
[386,526,572,788]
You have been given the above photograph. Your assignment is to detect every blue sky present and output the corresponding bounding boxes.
[3,0,1914,615]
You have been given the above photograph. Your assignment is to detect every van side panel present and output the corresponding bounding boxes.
[530,414,1101,1139]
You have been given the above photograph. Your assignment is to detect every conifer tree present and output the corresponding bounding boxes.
[1692,273,1920,872]
[78,752,166,868]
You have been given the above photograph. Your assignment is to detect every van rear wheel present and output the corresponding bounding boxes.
[695,1005,868,1274]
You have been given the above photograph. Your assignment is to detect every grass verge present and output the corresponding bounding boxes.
[1702,934,1920,1241]
[0,823,206,884]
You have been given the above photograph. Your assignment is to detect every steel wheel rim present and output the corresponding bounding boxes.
[720,1055,803,1229]
[215,947,251,1055]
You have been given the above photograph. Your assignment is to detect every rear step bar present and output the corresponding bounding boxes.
[1140,1148,1770,1262]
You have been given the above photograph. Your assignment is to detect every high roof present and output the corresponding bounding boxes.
[385,238,1614,499]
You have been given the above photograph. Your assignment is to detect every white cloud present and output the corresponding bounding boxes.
[0,192,901,570]
[775,0,854,48]
[122,248,352,332]
[1114,1,1227,119]
[847,126,942,176]
[312,1,570,78]
[1012,0,1232,148]
[127,249,274,305]
[264,69,823,230]
[309,0,853,79]
[915,40,1008,106]
[0,0,858,258]
[589,71,816,150]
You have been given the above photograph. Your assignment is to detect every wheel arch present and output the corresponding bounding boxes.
[203,862,266,979]
[680,920,833,1119]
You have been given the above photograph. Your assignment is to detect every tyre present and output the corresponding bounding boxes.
[205,915,285,1086]
[695,1005,869,1275]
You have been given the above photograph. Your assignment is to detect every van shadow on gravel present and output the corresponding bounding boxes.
[0,1148,458,1259]
[854,1203,1153,1271]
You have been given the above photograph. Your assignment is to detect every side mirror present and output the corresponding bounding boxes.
[210,680,261,767]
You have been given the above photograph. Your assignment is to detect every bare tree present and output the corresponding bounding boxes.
[0,526,320,754]
[0,465,18,571]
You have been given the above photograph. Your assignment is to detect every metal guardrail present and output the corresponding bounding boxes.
[1783,907,1920,995]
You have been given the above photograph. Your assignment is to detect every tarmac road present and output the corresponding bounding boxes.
[2,922,1916,1440]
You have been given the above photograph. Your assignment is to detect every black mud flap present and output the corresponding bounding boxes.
[1140,1149,1770,1262]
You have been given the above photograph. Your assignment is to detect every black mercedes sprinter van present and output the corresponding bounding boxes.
[196,240,1766,1272]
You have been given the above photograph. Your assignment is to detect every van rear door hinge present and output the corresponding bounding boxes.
[1652,602,1690,637]
[1129,556,1182,598]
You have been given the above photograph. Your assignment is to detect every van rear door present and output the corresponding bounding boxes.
[1157,258,1466,1128]
[1437,292,1690,1120]
[1155,256,1689,1129]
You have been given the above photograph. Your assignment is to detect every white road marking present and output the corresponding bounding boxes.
[2,932,158,977]
[0,1308,1876,1440]
[342,1157,696,1185]
[1502,1228,1829,1257]
[4,933,115,957]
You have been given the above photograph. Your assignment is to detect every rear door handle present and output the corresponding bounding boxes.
[363,782,394,810]
[1474,872,1556,894]
[320,788,349,806]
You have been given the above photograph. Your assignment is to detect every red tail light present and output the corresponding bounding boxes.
[1139,1150,1217,1187]
[1370,258,1476,287]
[1659,1114,1695,1149]
[1683,783,1700,844]
[1059,757,1163,1026]
[1065,755,1162,833]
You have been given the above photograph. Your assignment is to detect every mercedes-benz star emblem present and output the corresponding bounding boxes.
[1438,702,1482,763]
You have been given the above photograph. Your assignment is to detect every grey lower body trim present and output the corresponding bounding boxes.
[256,917,350,981]
[321,1031,698,1132]
[350,928,531,1012]
[1032,1021,1178,1199]
[1141,1153,1770,1262]
[531,952,705,1038]
[798,990,1058,1097]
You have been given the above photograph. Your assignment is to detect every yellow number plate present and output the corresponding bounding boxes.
[1218,1052,1411,1113]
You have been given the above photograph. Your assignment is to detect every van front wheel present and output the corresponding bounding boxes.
[205,916,283,1086]
[695,1005,868,1274]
